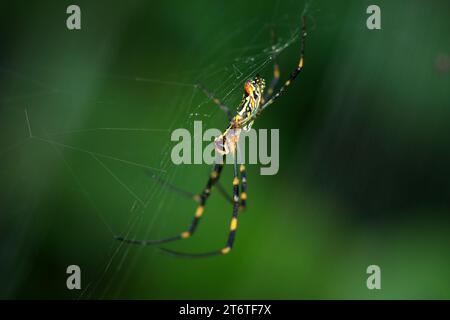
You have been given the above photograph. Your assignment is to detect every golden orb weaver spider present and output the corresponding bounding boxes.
[115,17,307,257]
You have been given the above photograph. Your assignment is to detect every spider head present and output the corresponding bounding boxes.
[244,75,266,99]
[237,75,266,124]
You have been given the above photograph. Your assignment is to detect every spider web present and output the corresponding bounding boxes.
[0,1,311,299]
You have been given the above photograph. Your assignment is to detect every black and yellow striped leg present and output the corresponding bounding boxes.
[264,62,280,102]
[239,164,247,212]
[263,28,280,103]
[115,163,224,246]
[195,83,233,122]
[253,16,307,121]
[184,163,224,238]
[159,171,240,257]
[159,145,242,258]
[221,157,241,254]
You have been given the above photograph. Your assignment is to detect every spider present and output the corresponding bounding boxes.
[115,17,306,257]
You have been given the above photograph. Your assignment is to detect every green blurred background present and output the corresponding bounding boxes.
[1,0,450,299]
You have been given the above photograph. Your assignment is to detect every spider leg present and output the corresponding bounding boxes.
[159,142,241,257]
[238,164,247,212]
[263,28,281,103]
[254,16,306,121]
[195,83,233,122]
[115,162,224,245]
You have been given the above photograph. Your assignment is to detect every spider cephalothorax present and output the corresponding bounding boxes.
[116,17,307,257]
[236,75,266,130]
[214,75,266,155]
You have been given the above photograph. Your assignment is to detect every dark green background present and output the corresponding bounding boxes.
[1,0,449,299]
